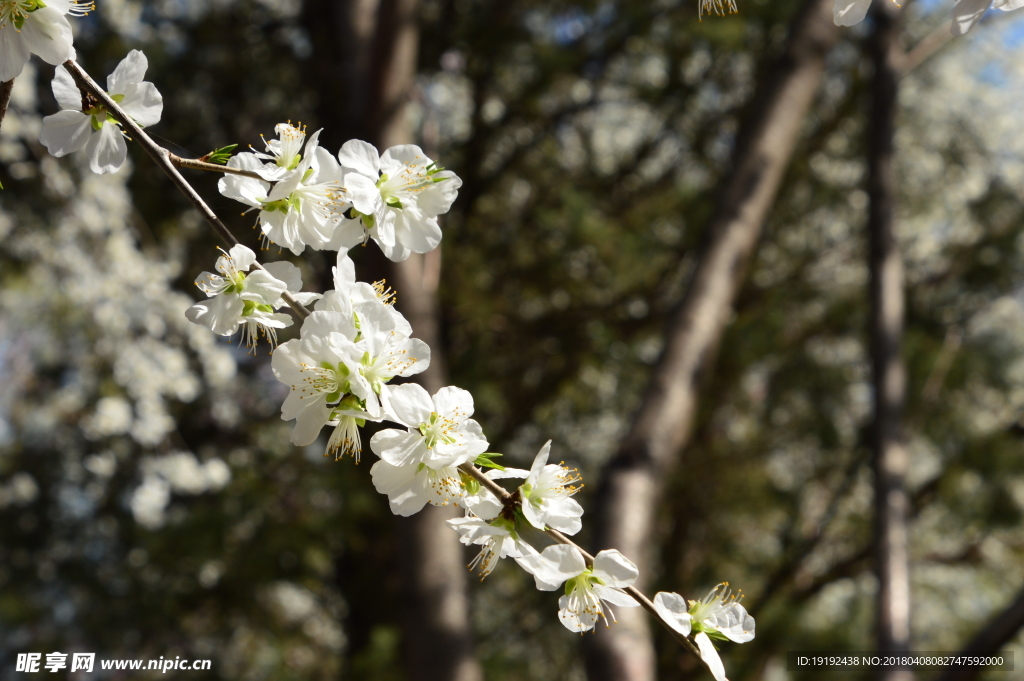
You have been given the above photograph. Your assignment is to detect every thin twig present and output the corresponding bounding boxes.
[900,20,953,75]
[456,463,703,660]
[0,78,14,134]
[60,60,310,320]
[169,153,265,180]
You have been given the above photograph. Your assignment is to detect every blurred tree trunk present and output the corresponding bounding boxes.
[583,0,840,679]
[302,2,480,680]
[868,5,913,681]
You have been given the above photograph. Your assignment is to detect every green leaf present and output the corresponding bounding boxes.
[473,453,506,471]
[202,144,238,165]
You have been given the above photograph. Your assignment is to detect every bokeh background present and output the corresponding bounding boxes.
[1,0,1024,679]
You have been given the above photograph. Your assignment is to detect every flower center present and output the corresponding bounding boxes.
[261,122,306,170]
[564,572,607,621]
[418,412,458,449]
[1,1,45,30]
[375,161,448,209]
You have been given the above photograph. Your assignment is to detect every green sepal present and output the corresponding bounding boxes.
[90,115,104,131]
[385,195,403,209]
[462,474,481,496]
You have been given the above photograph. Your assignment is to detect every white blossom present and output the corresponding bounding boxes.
[653,585,755,681]
[184,245,317,351]
[39,49,162,174]
[517,545,639,632]
[369,458,465,515]
[271,310,367,457]
[447,515,535,579]
[251,121,310,181]
[0,0,89,82]
[369,383,488,469]
[518,440,584,535]
[334,141,462,261]
[459,466,529,519]
[316,248,411,337]
[219,128,347,255]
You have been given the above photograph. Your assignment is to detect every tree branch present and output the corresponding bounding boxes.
[60,60,310,321]
[455,463,703,662]
[168,153,265,179]
[931,585,1024,681]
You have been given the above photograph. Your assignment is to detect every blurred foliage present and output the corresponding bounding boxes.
[1,0,1024,680]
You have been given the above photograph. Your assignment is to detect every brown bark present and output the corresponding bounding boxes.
[583,1,840,679]
[867,5,913,681]
[931,585,1024,681]
[301,1,479,679]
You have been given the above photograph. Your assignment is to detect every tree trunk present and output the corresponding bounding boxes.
[583,1,840,679]
[302,1,480,679]
[867,5,912,681]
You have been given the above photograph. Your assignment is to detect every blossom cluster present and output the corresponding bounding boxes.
[219,127,462,260]
[175,117,756,677]
[26,9,759,673]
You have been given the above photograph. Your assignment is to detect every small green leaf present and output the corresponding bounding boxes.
[202,144,238,165]
[473,453,506,471]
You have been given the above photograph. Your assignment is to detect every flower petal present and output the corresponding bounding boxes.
[833,0,872,26]
[51,64,82,111]
[39,110,92,157]
[950,0,993,34]
[338,139,381,177]
[20,7,74,67]
[85,122,127,174]
[653,592,693,636]
[594,585,640,608]
[119,81,163,128]
[107,49,148,94]
[0,26,31,82]
[592,549,639,588]
[370,460,430,516]
[516,544,586,591]
[695,632,729,681]
[558,594,600,632]
[386,383,435,428]
[431,386,474,421]
[370,429,427,467]
[184,295,244,336]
